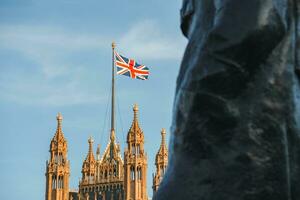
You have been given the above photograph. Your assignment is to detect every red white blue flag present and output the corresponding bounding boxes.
[115,52,149,80]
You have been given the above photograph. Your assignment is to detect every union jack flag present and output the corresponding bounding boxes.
[115,52,149,80]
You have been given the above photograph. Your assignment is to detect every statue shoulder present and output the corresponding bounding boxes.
[180,0,195,37]
[180,0,194,18]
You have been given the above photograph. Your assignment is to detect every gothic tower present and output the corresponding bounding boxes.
[45,113,70,200]
[124,104,148,200]
[152,128,168,194]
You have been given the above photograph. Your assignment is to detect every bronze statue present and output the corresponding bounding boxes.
[154,0,300,199]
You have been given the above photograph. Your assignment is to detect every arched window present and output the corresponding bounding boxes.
[131,144,135,155]
[61,176,64,188]
[137,167,142,180]
[58,176,60,188]
[137,145,140,155]
[113,165,117,177]
[57,176,60,189]
[89,174,93,183]
[130,166,135,180]
[55,175,57,189]
[59,176,61,188]
[54,154,58,164]
[58,153,63,164]
[52,175,56,189]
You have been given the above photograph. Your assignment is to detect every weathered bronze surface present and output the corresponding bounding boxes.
[154,0,300,199]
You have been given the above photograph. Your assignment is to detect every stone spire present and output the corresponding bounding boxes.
[133,103,138,120]
[96,144,101,161]
[46,113,70,200]
[153,128,168,194]
[158,128,168,156]
[81,137,96,184]
[124,104,148,200]
[50,112,67,157]
[85,136,95,163]
[52,112,66,143]
[132,104,141,132]
[127,104,143,142]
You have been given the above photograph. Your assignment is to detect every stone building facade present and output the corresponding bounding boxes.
[45,105,168,200]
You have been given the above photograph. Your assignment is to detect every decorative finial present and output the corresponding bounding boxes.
[56,112,63,130]
[112,41,116,49]
[56,112,63,121]
[87,136,94,156]
[133,104,139,121]
[88,136,94,144]
[133,104,139,111]
[161,128,166,145]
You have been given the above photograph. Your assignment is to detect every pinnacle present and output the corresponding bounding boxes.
[133,103,139,112]
[85,136,95,162]
[159,128,168,154]
[161,128,166,145]
[96,144,100,154]
[88,136,94,144]
[52,112,66,143]
[133,104,139,122]
[56,112,63,121]
[112,41,116,49]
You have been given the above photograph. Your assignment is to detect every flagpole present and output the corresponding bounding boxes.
[111,42,116,133]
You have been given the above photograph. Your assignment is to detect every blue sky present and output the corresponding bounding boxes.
[0,0,186,199]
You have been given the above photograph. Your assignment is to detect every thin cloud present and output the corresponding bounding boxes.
[0,69,105,106]
[0,25,109,106]
[0,21,185,106]
[0,25,107,50]
[0,25,109,78]
[118,20,186,60]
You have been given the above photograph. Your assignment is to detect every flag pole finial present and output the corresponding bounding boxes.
[112,42,116,49]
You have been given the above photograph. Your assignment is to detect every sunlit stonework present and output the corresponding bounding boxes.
[45,105,168,200]
[45,113,70,200]
[152,128,168,195]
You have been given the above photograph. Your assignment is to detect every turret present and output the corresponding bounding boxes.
[152,128,168,194]
[124,104,148,200]
[81,137,96,184]
[45,113,70,200]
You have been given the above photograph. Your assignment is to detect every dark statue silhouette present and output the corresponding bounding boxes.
[153,0,300,199]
